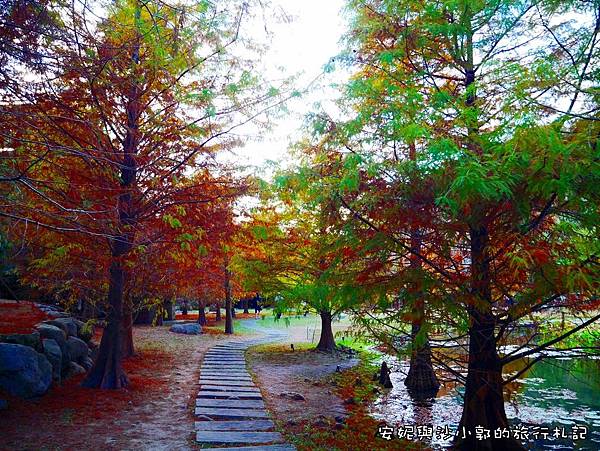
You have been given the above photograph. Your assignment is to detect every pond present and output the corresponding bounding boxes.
[371,356,600,450]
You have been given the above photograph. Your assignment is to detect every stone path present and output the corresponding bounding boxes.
[195,333,296,451]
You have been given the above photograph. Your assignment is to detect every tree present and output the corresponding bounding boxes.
[1,0,284,388]
[234,167,365,352]
[303,0,600,448]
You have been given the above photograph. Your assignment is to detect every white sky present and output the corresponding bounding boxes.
[225,0,348,179]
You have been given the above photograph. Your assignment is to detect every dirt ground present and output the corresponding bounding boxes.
[247,344,359,424]
[0,324,236,451]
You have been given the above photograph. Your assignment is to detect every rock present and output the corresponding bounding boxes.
[36,324,68,369]
[279,392,305,401]
[169,323,201,335]
[45,318,78,337]
[0,331,42,352]
[0,343,52,398]
[66,336,88,363]
[67,361,86,376]
[72,319,85,334]
[45,310,69,318]
[81,356,94,371]
[0,399,7,410]
[42,339,62,382]
[36,324,66,346]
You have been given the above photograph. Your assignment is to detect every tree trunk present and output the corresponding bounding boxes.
[215,304,221,321]
[316,310,335,352]
[121,305,135,358]
[198,301,207,326]
[164,299,173,321]
[454,225,524,451]
[82,260,129,388]
[82,7,141,388]
[404,322,439,394]
[243,298,249,314]
[404,223,439,394]
[224,263,233,334]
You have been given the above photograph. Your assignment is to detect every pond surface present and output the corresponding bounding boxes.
[371,356,600,450]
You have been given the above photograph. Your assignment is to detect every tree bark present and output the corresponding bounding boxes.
[215,304,221,321]
[198,301,207,326]
[404,223,439,394]
[82,5,140,387]
[404,322,439,394]
[82,260,129,388]
[121,304,135,358]
[316,310,335,352]
[164,299,173,321]
[243,298,249,314]
[454,225,524,451]
[224,262,233,334]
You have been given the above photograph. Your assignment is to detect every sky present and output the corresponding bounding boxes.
[225,0,349,178]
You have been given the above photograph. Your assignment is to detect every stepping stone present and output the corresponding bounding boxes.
[202,360,246,367]
[201,445,296,451]
[202,362,247,366]
[201,370,250,375]
[196,431,283,444]
[200,380,256,387]
[195,407,268,418]
[197,390,263,399]
[200,377,253,382]
[195,420,274,431]
[196,398,265,409]
[204,357,246,364]
[202,363,248,366]
[201,385,260,392]
[200,372,251,377]
[201,375,251,380]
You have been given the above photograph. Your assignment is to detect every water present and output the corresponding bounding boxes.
[371,357,600,450]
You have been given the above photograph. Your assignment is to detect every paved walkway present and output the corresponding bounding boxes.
[195,331,296,451]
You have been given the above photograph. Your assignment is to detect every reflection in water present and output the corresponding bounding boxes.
[371,357,600,450]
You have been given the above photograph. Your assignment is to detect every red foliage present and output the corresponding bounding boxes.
[0,348,171,428]
[0,300,49,334]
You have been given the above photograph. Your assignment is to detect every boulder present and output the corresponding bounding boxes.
[45,310,69,318]
[0,331,42,352]
[42,320,69,335]
[42,338,62,382]
[36,324,68,370]
[0,343,52,398]
[67,361,86,377]
[66,336,88,364]
[36,324,66,345]
[169,323,201,335]
[45,318,78,337]
[81,356,94,371]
